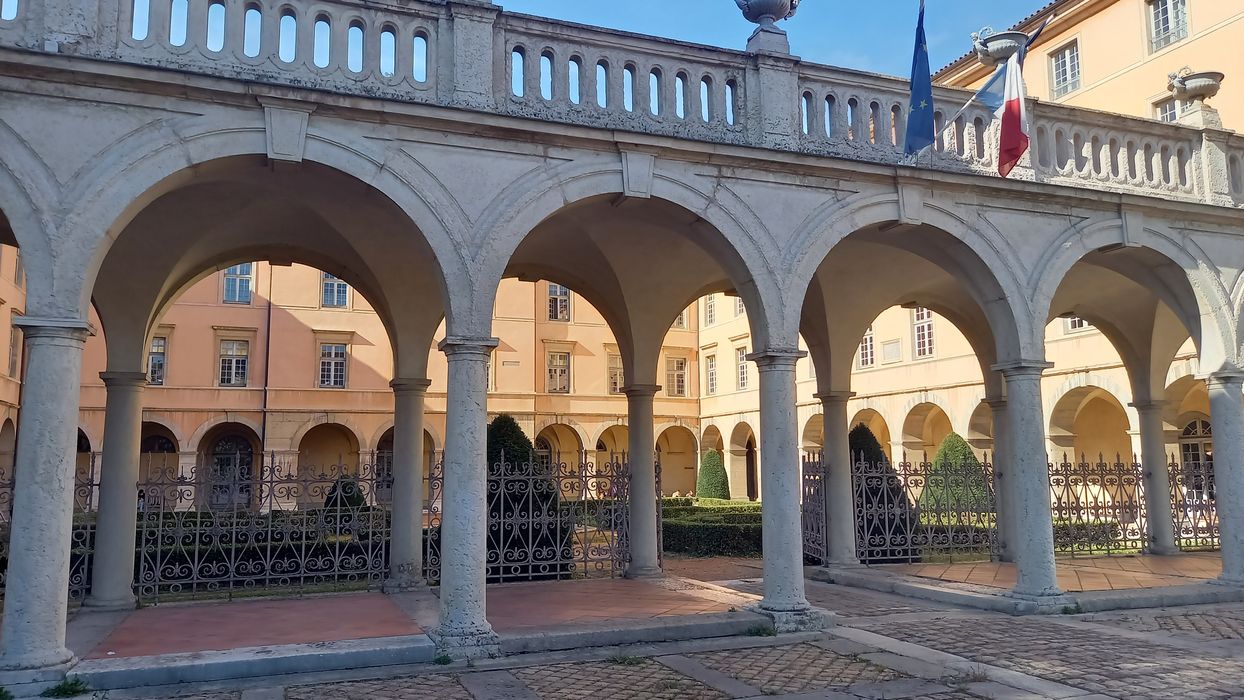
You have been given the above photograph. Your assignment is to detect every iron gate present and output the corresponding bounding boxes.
[135,454,390,602]
[423,451,637,584]
[853,456,998,564]
[1170,459,1218,550]
[801,454,826,563]
[1049,456,1147,555]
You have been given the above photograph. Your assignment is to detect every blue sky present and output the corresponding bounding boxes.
[499,0,1050,77]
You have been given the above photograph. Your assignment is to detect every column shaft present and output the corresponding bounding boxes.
[1208,374,1244,583]
[998,365,1063,599]
[624,385,661,578]
[85,371,149,610]
[818,392,857,564]
[1134,402,1178,555]
[386,378,431,591]
[0,322,90,671]
[434,338,499,656]
[986,399,1015,562]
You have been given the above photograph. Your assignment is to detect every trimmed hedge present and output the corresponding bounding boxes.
[663,519,762,556]
[919,432,993,514]
[696,449,730,500]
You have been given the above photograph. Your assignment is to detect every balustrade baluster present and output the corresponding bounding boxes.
[148,0,172,47]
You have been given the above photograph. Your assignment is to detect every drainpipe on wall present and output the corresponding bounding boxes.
[259,263,275,453]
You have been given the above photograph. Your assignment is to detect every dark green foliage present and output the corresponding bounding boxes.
[0,687,12,700]
[696,449,730,499]
[850,423,917,564]
[487,414,536,465]
[324,476,367,510]
[40,679,91,698]
[919,433,994,514]
[662,518,762,556]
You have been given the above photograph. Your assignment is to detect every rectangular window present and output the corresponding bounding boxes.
[546,351,570,393]
[218,340,249,387]
[671,309,688,330]
[7,323,20,378]
[1150,0,1188,52]
[665,357,687,397]
[913,307,935,358]
[321,273,349,308]
[223,263,253,304]
[882,339,902,364]
[13,251,23,290]
[548,283,571,322]
[1064,316,1092,333]
[734,297,746,317]
[704,295,716,326]
[318,343,347,388]
[858,326,875,368]
[148,336,167,386]
[487,350,496,392]
[736,347,749,390]
[705,354,717,395]
[1050,42,1081,98]
[607,353,624,394]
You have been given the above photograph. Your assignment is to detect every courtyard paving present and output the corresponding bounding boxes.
[89,575,1244,700]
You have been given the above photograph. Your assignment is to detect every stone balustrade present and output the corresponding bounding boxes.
[1,0,1240,208]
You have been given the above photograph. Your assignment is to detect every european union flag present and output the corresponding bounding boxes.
[904,0,935,156]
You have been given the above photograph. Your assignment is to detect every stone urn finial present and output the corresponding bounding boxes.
[1168,67,1225,105]
[971,26,1028,67]
[737,0,800,53]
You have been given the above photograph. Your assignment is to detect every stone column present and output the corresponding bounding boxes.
[751,350,822,631]
[1132,401,1178,555]
[624,385,661,578]
[386,378,432,592]
[434,338,500,657]
[995,363,1067,605]
[984,398,1015,562]
[816,391,858,565]
[83,371,148,611]
[1207,373,1244,584]
[0,320,90,672]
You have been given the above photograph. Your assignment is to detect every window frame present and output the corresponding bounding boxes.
[546,350,571,393]
[735,346,749,390]
[223,263,254,305]
[1049,40,1081,99]
[858,326,875,369]
[665,356,687,397]
[704,295,716,326]
[148,336,168,386]
[547,283,571,322]
[218,339,250,387]
[1063,316,1092,334]
[671,309,688,330]
[705,354,717,395]
[607,353,624,394]
[912,307,935,359]
[1149,0,1188,53]
[318,342,348,388]
[321,272,350,309]
[734,296,745,317]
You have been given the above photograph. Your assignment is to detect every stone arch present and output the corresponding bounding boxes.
[967,402,994,450]
[0,118,59,318]
[288,415,368,457]
[188,415,265,454]
[802,413,824,453]
[139,418,185,453]
[901,401,954,459]
[1047,384,1132,461]
[469,159,790,349]
[139,421,181,483]
[297,422,362,473]
[788,192,1028,362]
[369,421,396,454]
[1165,374,1209,428]
[729,421,759,501]
[594,424,629,456]
[532,418,590,455]
[701,424,724,454]
[656,425,698,496]
[1031,217,1233,372]
[0,418,16,476]
[1046,373,1136,438]
[535,423,585,463]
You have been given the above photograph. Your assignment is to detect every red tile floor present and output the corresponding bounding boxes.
[83,578,736,660]
[881,552,1222,592]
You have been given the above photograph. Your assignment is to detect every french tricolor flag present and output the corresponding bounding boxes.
[962,19,1050,177]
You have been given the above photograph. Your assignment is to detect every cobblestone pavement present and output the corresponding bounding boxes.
[285,674,472,700]
[513,659,727,700]
[725,579,953,617]
[691,642,900,694]
[1088,603,1244,641]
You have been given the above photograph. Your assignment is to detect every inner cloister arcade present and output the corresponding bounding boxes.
[0,0,1243,679]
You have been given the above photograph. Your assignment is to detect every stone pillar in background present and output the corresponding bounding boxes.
[386,378,432,592]
[624,385,661,578]
[816,391,858,565]
[1132,401,1178,555]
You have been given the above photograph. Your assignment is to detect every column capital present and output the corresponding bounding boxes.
[437,336,498,359]
[992,360,1053,377]
[14,317,94,343]
[982,397,1007,409]
[391,378,433,394]
[99,371,149,389]
[622,384,661,398]
[1206,371,1244,389]
[1129,399,1168,412]
[747,348,806,369]
[814,391,855,403]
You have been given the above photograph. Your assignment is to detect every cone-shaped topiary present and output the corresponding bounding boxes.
[849,423,917,564]
[920,432,994,514]
[487,413,536,465]
[696,449,730,500]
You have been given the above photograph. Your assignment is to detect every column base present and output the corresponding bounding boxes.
[382,576,427,594]
[1210,574,1244,588]
[82,594,137,612]
[747,603,829,633]
[624,565,662,579]
[0,649,75,676]
[1144,544,1182,556]
[430,625,502,660]
[1002,590,1078,614]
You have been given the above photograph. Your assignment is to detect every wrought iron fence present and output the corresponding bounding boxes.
[135,454,390,602]
[423,451,634,584]
[852,455,998,564]
[1170,459,1218,550]
[801,454,826,564]
[1049,456,1147,556]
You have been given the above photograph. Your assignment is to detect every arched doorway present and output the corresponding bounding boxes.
[850,409,892,461]
[297,423,361,475]
[745,438,758,502]
[729,422,757,502]
[802,414,824,455]
[902,403,952,460]
[198,423,260,511]
[656,426,697,496]
[1048,386,1132,463]
[535,423,584,466]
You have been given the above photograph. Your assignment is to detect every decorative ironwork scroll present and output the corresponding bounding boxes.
[1170,459,1218,550]
[801,454,826,564]
[1049,456,1147,556]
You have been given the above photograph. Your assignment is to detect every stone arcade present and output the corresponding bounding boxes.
[0,0,1242,685]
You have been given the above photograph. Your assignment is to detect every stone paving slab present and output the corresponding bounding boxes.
[285,674,473,700]
[511,658,729,699]
[691,642,903,695]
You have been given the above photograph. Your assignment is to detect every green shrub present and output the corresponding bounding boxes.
[919,432,994,515]
[663,518,762,556]
[324,476,367,510]
[696,449,730,500]
[40,679,90,698]
[662,497,694,508]
[487,414,536,464]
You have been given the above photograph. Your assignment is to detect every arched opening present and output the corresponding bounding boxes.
[729,422,757,502]
[196,422,261,511]
[0,418,15,478]
[802,414,823,454]
[701,425,724,455]
[850,408,892,461]
[139,421,179,480]
[1048,386,1131,462]
[595,425,629,461]
[966,402,994,454]
[76,428,94,482]
[535,423,583,465]
[902,403,952,460]
[656,425,697,496]
[297,422,361,474]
